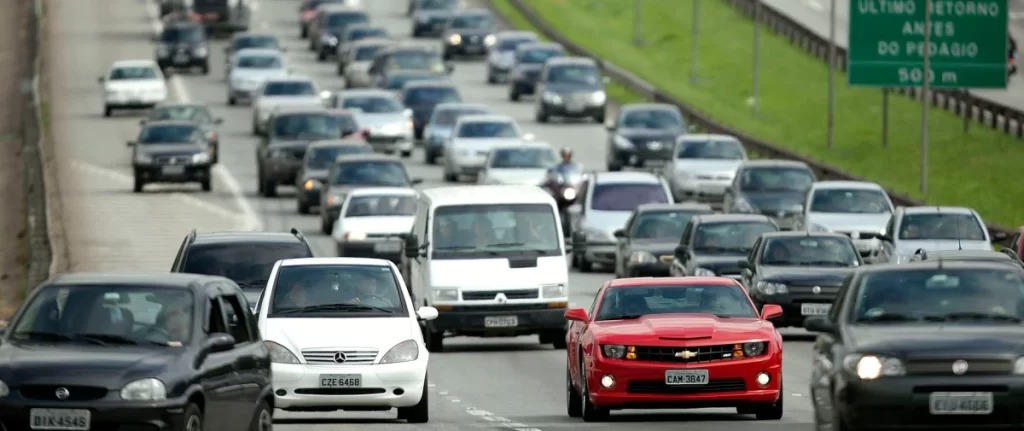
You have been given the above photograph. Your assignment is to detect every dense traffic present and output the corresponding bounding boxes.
[16,0,1024,430]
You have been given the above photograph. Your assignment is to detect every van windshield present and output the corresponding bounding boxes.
[431,203,561,259]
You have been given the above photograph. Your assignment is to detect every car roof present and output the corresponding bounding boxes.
[142,120,201,127]
[434,102,489,112]
[278,257,395,268]
[47,272,217,289]
[517,42,563,51]
[236,48,283,57]
[455,114,515,124]
[347,187,417,197]
[422,185,554,206]
[403,80,456,89]
[636,202,714,212]
[192,231,307,246]
[338,89,396,98]
[856,260,1022,274]
[620,103,680,113]
[546,57,597,67]
[901,206,976,215]
[917,250,1012,261]
[112,59,158,68]
[333,153,402,164]
[592,171,662,184]
[678,134,740,142]
[693,214,774,224]
[759,231,853,240]
[307,139,370,149]
[810,180,884,190]
[607,276,741,288]
[739,159,811,169]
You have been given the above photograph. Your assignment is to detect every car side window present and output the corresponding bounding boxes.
[206,297,229,335]
[884,213,898,239]
[679,221,694,247]
[828,273,855,322]
[587,289,602,318]
[170,237,188,271]
[747,238,762,265]
[220,294,253,345]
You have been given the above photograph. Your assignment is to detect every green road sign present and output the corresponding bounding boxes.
[848,0,1008,88]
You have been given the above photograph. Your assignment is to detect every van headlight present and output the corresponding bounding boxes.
[844,354,905,380]
[380,339,419,364]
[541,283,566,298]
[484,34,496,46]
[613,135,635,149]
[1012,357,1024,374]
[194,46,208,57]
[448,34,462,45]
[433,288,459,301]
[542,91,561,104]
[191,152,211,164]
[629,251,657,264]
[264,341,301,364]
[120,378,167,401]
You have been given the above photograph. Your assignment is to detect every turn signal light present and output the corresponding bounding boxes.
[303,179,314,190]
[625,345,636,360]
[547,302,568,308]
[733,344,744,358]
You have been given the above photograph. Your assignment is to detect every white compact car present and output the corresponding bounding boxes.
[98,60,168,117]
[332,187,418,261]
[477,142,557,185]
[252,76,327,135]
[227,48,289,106]
[442,114,533,182]
[255,257,438,423]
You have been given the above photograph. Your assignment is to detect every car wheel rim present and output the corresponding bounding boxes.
[186,415,201,431]
[258,409,272,431]
[580,362,588,415]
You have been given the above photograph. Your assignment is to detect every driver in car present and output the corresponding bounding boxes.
[162,297,191,346]
[277,280,314,309]
[347,272,395,308]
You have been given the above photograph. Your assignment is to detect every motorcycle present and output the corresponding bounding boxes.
[1010,52,1018,77]
[542,163,584,237]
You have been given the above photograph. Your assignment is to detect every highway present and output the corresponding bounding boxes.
[763,0,1024,112]
[45,0,816,429]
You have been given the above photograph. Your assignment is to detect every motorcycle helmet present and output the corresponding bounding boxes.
[559,147,573,162]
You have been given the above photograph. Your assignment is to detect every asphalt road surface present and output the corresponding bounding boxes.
[46,0,817,429]
[764,0,1024,111]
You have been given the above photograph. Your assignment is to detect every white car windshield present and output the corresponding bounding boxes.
[341,96,403,113]
[489,147,556,169]
[238,55,283,69]
[432,203,561,258]
[809,188,891,214]
[110,67,158,80]
[345,195,417,217]
[677,139,745,160]
[457,121,518,138]
[269,264,406,316]
[899,213,987,241]
[739,167,815,192]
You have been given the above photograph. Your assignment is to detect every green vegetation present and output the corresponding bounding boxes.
[493,0,1022,227]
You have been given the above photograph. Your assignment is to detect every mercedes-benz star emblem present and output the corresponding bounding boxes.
[55,387,70,400]
[333,352,347,364]
[812,286,821,294]
[952,359,968,375]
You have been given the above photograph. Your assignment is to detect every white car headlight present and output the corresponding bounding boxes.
[629,251,657,264]
[379,339,419,364]
[120,378,167,401]
[542,91,561,104]
[344,231,367,240]
[613,135,634,149]
[590,91,606,104]
[135,153,153,164]
[692,267,716,277]
[264,341,301,364]
[484,34,496,46]
[1012,357,1024,374]
[755,281,788,294]
[191,152,211,164]
[433,288,459,301]
[562,188,576,200]
[448,34,462,45]
[541,283,566,298]
[844,354,905,380]
[194,46,208,57]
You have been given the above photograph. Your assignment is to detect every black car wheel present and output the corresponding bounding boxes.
[317,50,327,61]
[262,179,276,197]
[424,324,443,352]
[536,107,549,123]
[201,178,211,192]
[424,149,437,165]
[579,360,608,421]
[200,63,209,75]
[401,150,412,158]
[541,329,567,349]
[103,105,112,117]
[397,375,429,423]
[181,403,202,431]
[509,88,520,102]
[133,176,145,193]
[577,252,593,272]
[300,26,308,38]
[297,197,310,214]
[755,381,784,420]
[249,400,272,431]
[320,217,333,235]
[566,362,582,417]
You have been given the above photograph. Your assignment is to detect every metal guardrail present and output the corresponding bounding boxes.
[494,0,1015,241]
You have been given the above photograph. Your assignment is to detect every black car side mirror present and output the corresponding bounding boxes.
[410,178,423,185]
[203,333,236,354]
[674,245,688,256]
[738,260,752,269]
[993,231,1010,242]
[612,229,625,238]
[803,316,836,334]
[405,236,421,258]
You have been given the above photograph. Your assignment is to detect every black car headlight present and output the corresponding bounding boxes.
[602,344,626,359]
[741,341,768,357]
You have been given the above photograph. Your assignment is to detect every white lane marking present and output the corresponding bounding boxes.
[143,0,263,231]
[461,403,544,429]
[802,0,825,12]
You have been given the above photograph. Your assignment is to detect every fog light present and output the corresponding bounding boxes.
[600,374,615,389]
[756,372,771,387]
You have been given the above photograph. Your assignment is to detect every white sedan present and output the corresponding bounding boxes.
[442,114,533,182]
[98,60,168,117]
[477,142,558,185]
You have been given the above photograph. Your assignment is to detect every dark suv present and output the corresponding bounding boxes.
[155,22,210,75]
[128,120,213,192]
[171,228,316,306]
[256,108,347,197]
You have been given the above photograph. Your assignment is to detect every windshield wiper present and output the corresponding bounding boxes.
[926,312,1023,323]
[858,313,919,322]
[278,303,395,314]
[606,314,644,321]
[236,279,267,287]
[12,331,108,346]
[73,333,167,346]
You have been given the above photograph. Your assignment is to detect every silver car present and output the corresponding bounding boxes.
[797,181,895,259]
[486,31,538,84]
[329,89,414,157]
[341,38,390,85]
[421,102,490,165]
[251,76,328,135]
[227,49,289,106]
[878,206,994,264]
[662,134,746,206]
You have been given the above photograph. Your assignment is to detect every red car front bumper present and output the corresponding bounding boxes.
[585,354,781,409]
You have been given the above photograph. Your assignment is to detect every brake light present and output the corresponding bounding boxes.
[360,129,369,138]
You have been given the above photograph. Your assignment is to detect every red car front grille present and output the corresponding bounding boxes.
[634,343,740,364]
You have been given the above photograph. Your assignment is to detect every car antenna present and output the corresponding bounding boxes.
[949,207,963,251]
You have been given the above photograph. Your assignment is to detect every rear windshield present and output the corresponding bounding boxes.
[326,12,369,28]
[591,183,668,211]
[405,87,461,105]
[263,81,315,96]
[161,27,204,43]
[739,167,815,192]
[182,242,312,287]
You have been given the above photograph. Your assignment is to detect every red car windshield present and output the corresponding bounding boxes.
[595,284,757,321]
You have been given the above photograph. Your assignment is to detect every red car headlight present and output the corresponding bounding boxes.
[742,341,768,357]
[602,344,627,359]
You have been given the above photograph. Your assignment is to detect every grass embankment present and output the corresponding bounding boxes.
[493,0,1023,227]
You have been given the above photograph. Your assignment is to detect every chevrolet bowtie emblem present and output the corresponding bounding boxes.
[675,350,697,359]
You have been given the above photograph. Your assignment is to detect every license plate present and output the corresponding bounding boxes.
[374,242,402,253]
[929,392,993,415]
[665,369,708,385]
[30,409,90,431]
[162,165,186,175]
[566,103,584,113]
[484,316,518,328]
[465,45,482,54]
[801,303,832,316]
[476,150,489,156]
[174,55,189,64]
[319,374,362,388]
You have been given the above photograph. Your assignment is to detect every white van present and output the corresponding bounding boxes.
[401,185,569,352]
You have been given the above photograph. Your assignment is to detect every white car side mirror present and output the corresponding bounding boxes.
[523,133,535,141]
[416,306,438,321]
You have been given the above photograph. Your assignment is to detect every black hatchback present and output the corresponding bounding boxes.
[155,22,210,75]
[0,273,273,431]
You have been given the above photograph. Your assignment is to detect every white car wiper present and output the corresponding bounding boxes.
[279,303,394,314]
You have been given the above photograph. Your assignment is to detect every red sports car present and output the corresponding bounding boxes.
[564,277,784,421]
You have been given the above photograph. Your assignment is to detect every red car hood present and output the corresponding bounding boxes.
[591,314,773,345]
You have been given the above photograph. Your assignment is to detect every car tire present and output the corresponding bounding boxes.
[133,176,144,193]
[200,64,209,75]
[536,108,549,123]
[424,326,443,352]
[397,376,429,423]
[228,96,236,106]
[607,159,622,171]
[487,70,496,84]
[566,362,582,417]
[593,113,605,124]
[262,180,276,198]
[320,217,333,235]
[577,252,593,273]
[443,169,457,183]
[541,329,567,349]
[201,178,212,192]
[579,360,608,421]
[297,198,310,214]
[424,150,437,165]
[180,403,202,431]
[401,150,412,158]
[249,400,272,431]
[755,381,784,420]
[509,89,520,102]
[103,106,112,117]
[317,51,327,62]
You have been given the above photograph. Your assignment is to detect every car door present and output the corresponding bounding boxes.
[219,291,266,427]
[614,212,637,276]
[567,287,603,386]
[198,293,239,431]
[809,273,853,408]
[409,197,430,306]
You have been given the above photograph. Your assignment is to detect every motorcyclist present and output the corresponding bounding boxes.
[1009,35,1018,77]
[543,148,584,233]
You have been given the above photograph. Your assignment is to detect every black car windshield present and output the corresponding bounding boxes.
[272,114,342,139]
[854,268,1024,322]
[139,125,199,144]
[332,114,360,136]
[385,73,436,90]
[693,222,778,253]
[306,145,371,169]
[326,13,369,28]
[548,65,600,85]
[263,81,316,96]
[899,213,987,240]
[457,121,518,138]
[809,188,892,214]
[739,167,815,192]
[591,183,668,211]
[405,87,460,105]
[451,14,492,29]
[519,48,562,64]
[678,139,745,160]
[354,45,385,61]
[331,161,410,186]
[630,210,709,239]
[340,96,403,113]
[182,242,311,286]
[161,26,204,43]
[389,52,444,72]
[596,284,757,321]
[431,108,488,126]
[110,67,158,80]
[269,265,406,317]
[621,109,684,130]
[11,285,195,346]
[761,236,860,266]
[238,55,283,69]
[150,106,212,123]
[432,203,560,257]
[498,38,534,51]
[344,195,416,217]
[489,147,557,169]
[347,27,386,41]
[419,0,457,9]
[233,36,277,51]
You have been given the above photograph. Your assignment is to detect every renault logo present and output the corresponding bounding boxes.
[952,359,969,375]
[675,350,697,359]
[812,286,821,294]
[55,387,70,400]
[495,293,508,304]
[333,352,347,363]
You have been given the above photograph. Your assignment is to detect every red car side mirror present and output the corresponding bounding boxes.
[761,304,783,320]
[564,308,588,322]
